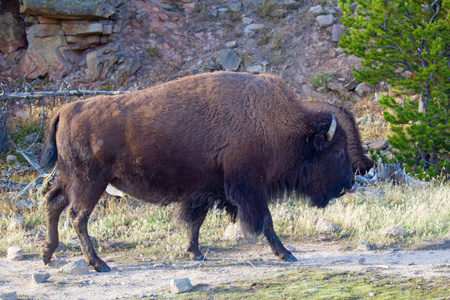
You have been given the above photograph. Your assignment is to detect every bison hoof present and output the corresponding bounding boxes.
[281,254,298,262]
[193,255,207,261]
[95,264,112,272]
[42,256,50,265]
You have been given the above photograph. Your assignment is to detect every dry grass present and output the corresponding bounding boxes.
[0,180,448,257]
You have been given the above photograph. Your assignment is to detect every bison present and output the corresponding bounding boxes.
[302,101,374,175]
[40,71,355,272]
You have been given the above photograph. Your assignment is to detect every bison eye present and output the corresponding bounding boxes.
[335,150,342,155]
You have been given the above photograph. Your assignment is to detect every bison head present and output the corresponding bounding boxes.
[300,114,355,208]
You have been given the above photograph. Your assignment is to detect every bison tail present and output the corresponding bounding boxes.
[40,111,60,171]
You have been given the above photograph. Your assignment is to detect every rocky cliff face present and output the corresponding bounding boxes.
[0,0,368,105]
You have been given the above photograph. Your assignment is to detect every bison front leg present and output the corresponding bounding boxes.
[263,219,298,262]
[42,186,68,265]
[225,175,297,262]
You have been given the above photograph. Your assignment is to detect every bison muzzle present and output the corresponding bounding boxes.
[40,71,355,272]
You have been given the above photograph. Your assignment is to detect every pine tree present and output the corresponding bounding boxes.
[338,0,450,179]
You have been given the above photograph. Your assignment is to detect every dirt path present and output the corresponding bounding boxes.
[1,241,449,299]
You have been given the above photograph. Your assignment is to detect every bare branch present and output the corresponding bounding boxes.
[0,90,130,101]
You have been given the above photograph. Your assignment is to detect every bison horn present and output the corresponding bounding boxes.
[327,114,337,142]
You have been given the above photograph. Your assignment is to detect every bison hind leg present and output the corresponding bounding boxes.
[67,180,111,272]
[42,185,68,265]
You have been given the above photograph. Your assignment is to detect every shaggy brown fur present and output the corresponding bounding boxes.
[302,101,374,175]
[40,71,354,272]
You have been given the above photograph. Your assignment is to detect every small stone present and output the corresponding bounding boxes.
[356,258,366,265]
[378,224,407,237]
[7,218,25,232]
[171,278,193,294]
[7,247,23,261]
[31,272,51,284]
[246,65,263,73]
[286,245,296,251]
[242,17,253,25]
[0,292,17,300]
[332,24,345,42]
[215,48,242,71]
[24,132,38,145]
[316,15,335,27]
[368,139,389,150]
[308,5,324,15]
[315,218,340,234]
[244,24,265,38]
[59,259,89,275]
[6,155,17,163]
[357,242,372,251]
[354,82,372,97]
[55,241,67,253]
[158,14,169,22]
[49,258,68,267]
[225,41,238,48]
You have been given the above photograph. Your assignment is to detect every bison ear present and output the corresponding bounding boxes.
[310,114,337,152]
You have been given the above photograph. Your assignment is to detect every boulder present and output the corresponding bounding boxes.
[215,49,242,71]
[0,13,26,54]
[20,0,121,19]
[171,278,193,294]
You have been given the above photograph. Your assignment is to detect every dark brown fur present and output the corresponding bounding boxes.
[40,72,354,272]
[303,101,374,175]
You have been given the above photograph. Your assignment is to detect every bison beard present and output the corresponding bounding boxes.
[40,71,355,272]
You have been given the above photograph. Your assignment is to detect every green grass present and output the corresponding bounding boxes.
[166,268,449,299]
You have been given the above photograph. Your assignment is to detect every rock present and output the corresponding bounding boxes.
[0,13,26,54]
[48,258,68,268]
[68,235,97,249]
[20,0,119,19]
[357,242,372,251]
[332,24,345,42]
[7,218,25,232]
[85,51,102,80]
[308,5,324,16]
[228,1,242,12]
[17,32,72,79]
[354,82,372,97]
[242,17,253,25]
[59,259,89,275]
[62,21,103,36]
[246,65,263,73]
[244,24,265,38]
[183,2,197,14]
[368,139,389,150]
[115,56,141,84]
[24,132,38,145]
[55,241,68,253]
[223,223,243,241]
[215,49,242,71]
[66,35,101,50]
[28,24,61,38]
[328,81,345,92]
[356,258,366,265]
[316,14,336,27]
[286,245,295,251]
[379,224,407,237]
[344,80,359,91]
[31,272,51,284]
[6,155,17,163]
[171,278,193,294]
[0,292,17,300]
[315,218,340,233]
[225,41,238,49]
[7,247,23,261]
